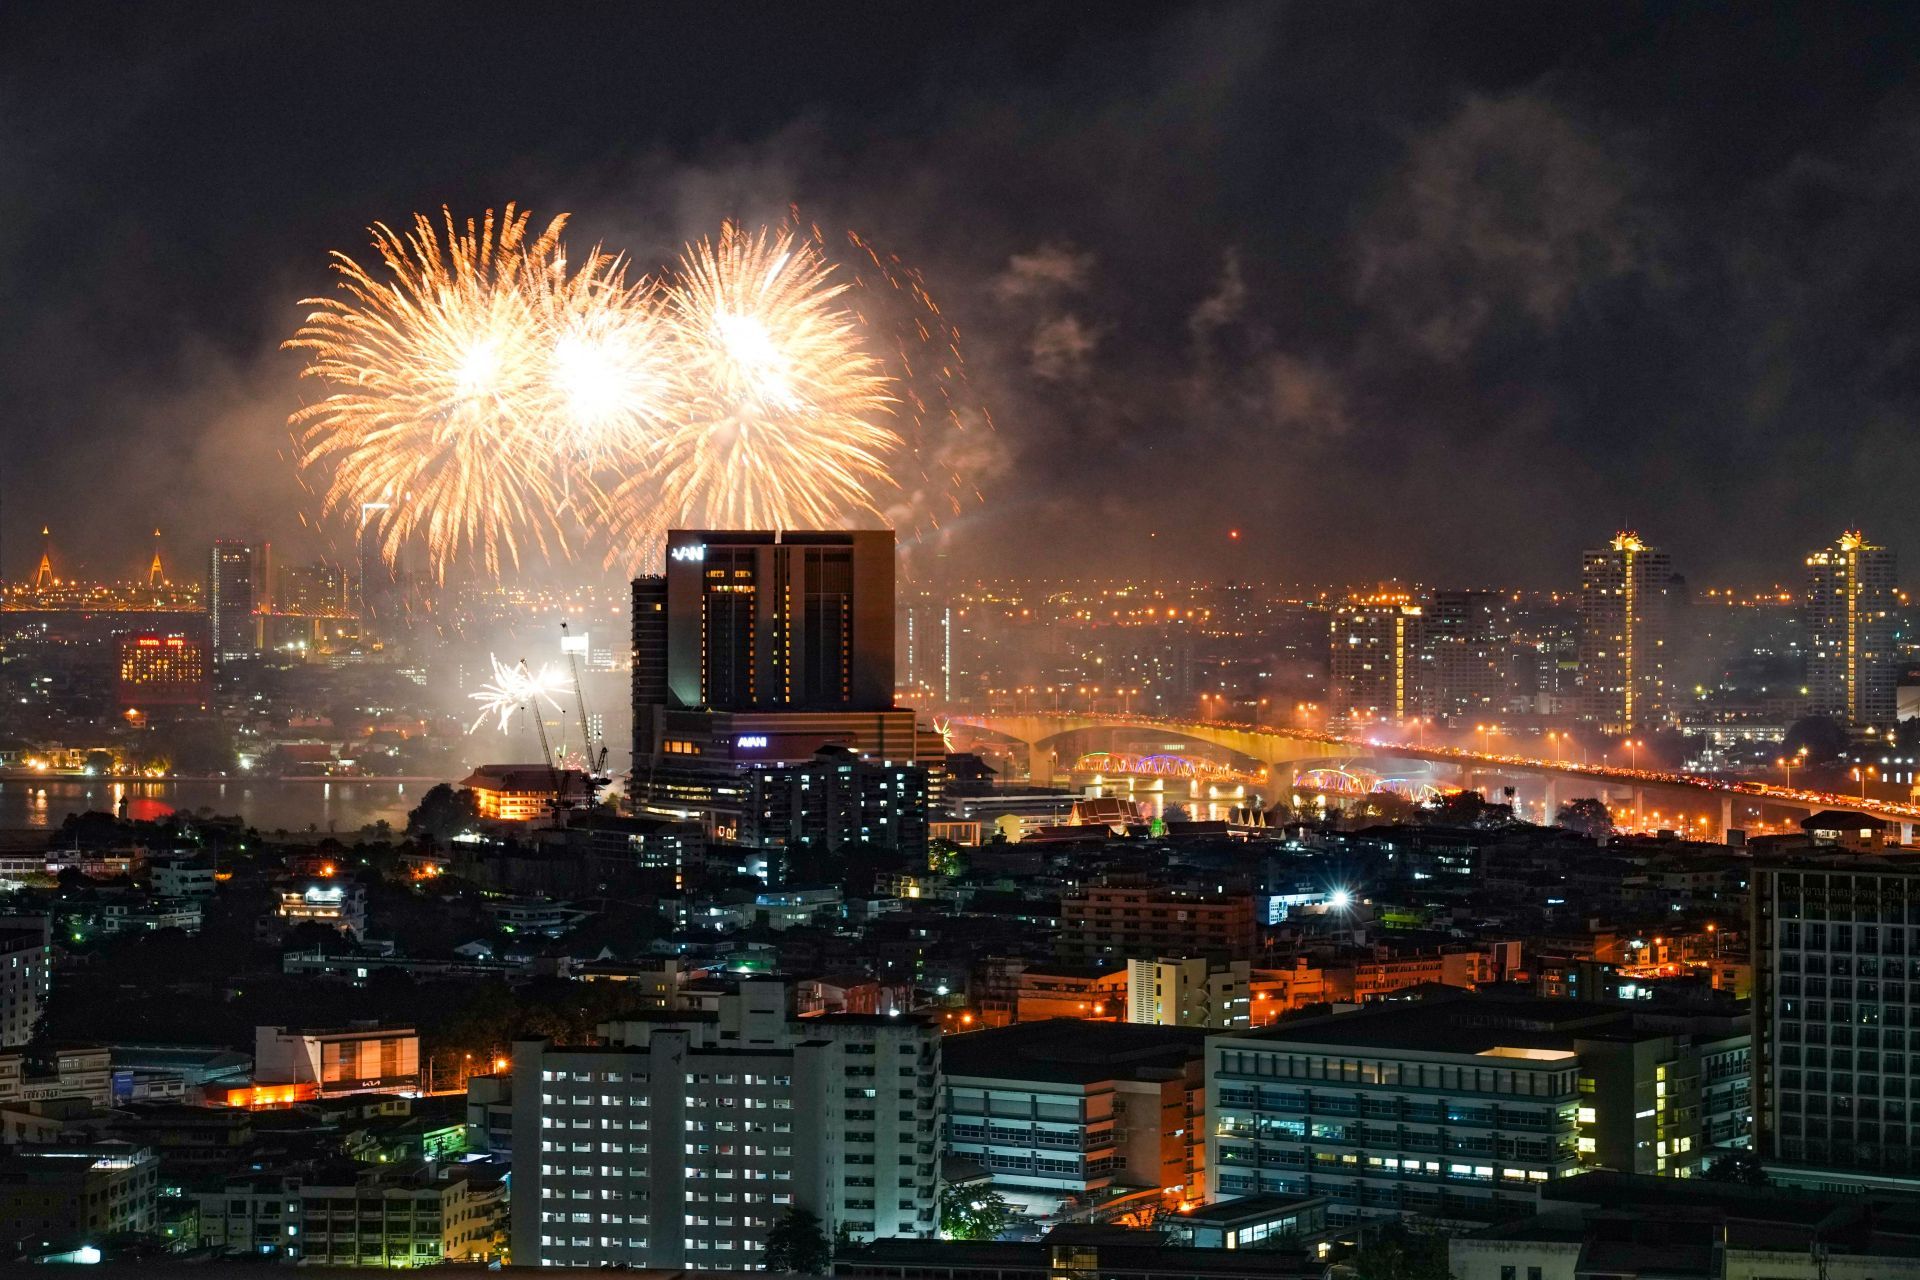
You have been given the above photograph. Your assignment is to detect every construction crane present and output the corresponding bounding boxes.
[507,657,568,824]
[560,621,610,786]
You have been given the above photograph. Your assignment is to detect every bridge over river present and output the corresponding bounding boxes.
[947,710,1920,839]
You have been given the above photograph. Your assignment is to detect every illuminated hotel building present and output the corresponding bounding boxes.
[630,530,941,851]
[1805,531,1896,734]
[114,632,210,710]
[1328,591,1423,726]
[1577,532,1674,734]
[207,539,257,664]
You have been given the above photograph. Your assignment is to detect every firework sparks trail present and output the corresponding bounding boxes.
[467,654,572,734]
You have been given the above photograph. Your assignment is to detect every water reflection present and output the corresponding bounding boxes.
[0,778,416,833]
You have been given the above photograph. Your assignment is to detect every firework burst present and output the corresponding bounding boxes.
[290,207,986,579]
[287,205,571,579]
[467,654,572,734]
[606,222,899,544]
[529,245,680,484]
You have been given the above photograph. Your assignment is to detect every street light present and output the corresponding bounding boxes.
[1623,738,1641,771]
[1854,765,1878,801]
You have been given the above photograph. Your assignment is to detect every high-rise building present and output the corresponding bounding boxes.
[1805,531,1897,734]
[207,539,257,664]
[630,529,941,844]
[272,560,350,616]
[508,982,940,1269]
[1751,851,1920,1190]
[654,529,893,712]
[1329,591,1424,726]
[1420,591,1510,724]
[1578,532,1674,733]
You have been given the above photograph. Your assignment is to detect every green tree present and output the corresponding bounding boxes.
[83,750,116,776]
[763,1205,832,1274]
[941,1184,1013,1240]
[1555,797,1613,839]
[1702,1152,1766,1185]
[406,784,478,845]
[928,838,967,877]
[1351,1220,1453,1280]
[1425,790,1488,827]
[1783,715,1848,765]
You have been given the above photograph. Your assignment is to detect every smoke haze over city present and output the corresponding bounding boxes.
[9,3,1920,585]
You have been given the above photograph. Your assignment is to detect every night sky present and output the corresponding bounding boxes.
[7,2,1920,586]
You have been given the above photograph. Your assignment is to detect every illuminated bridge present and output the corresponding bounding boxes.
[1068,751,1263,786]
[948,710,1920,832]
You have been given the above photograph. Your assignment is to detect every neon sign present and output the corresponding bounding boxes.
[737,735,768,749]
[670,545,706,562]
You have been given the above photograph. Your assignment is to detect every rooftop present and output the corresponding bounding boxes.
[1226,993,1631,1056]
[943,1019,1206,1084]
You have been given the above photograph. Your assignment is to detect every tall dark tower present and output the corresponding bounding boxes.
[207,540,257,664]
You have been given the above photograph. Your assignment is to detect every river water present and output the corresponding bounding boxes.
[0,778,419,835]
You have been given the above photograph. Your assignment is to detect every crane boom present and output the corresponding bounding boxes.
[515,658,564,821]
[560,621,609,782]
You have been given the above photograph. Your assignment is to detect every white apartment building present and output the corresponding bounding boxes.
[0,918,48,1047]
[509,981,940,1270]
[1127,956,1251,1029]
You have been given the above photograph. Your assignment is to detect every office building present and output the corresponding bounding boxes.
[1207,995,1748,1228]
[196,1165,503,1265]
[657,528,894,715]
[292,1164,503,1265]
[1127,956,1252,1030]
[207,539,257,664]
[114,633,209,711]
[1060,883,1258,964]
[630,529,941,841]
[1578,532,1674,733]
[1329,591,1424,726]
[1751,852,1920,1189]
[509,982,940,1269]
[254,1024,419,1097]
[943,1020,1207,1217]
[0,918,49,1048]
[1805,531,1897,734]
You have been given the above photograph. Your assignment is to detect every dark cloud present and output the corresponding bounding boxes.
[7,2,1920,586]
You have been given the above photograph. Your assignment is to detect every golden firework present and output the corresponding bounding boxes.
[613,222,900,542]
[286,205,571,579]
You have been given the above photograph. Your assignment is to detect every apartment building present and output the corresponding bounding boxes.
[1060,883,1258,964]
[509,982,940,1269]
